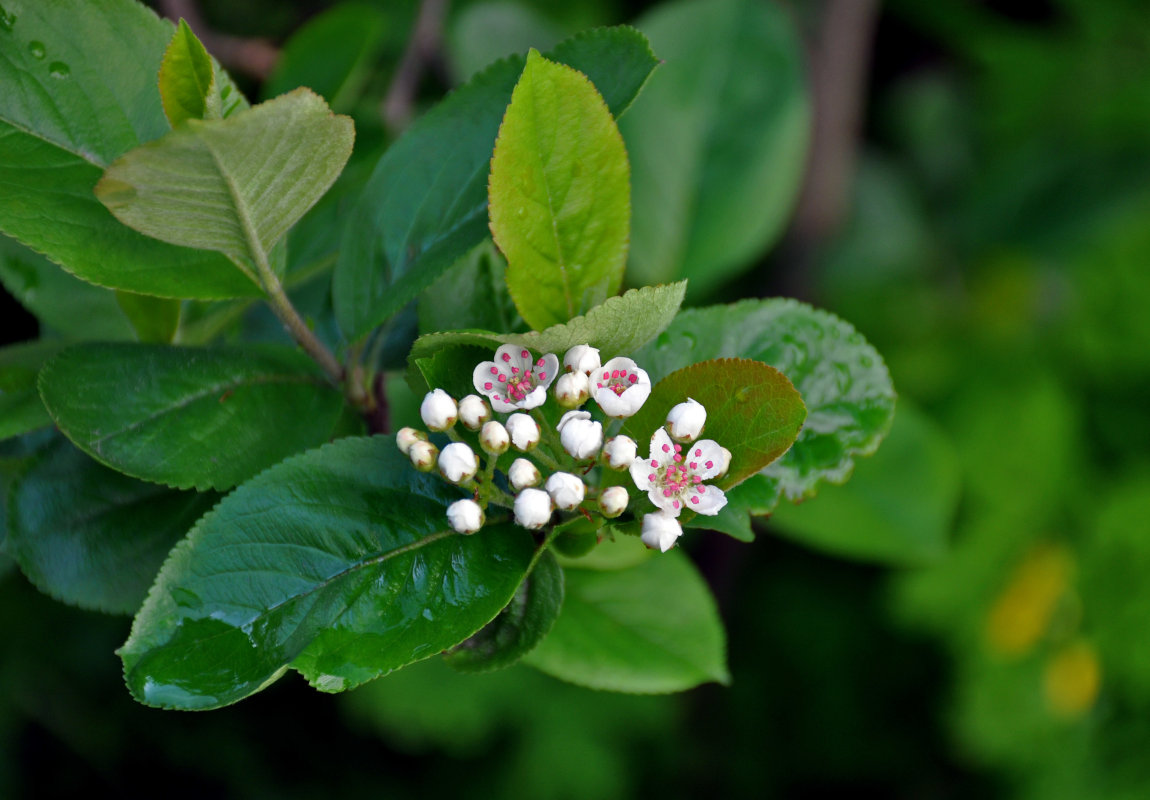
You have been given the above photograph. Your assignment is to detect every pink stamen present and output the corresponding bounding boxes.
[649,473,656,482]
[705,460,713,469]
[673,454,682,463]
[490,367,498,375]
[698,486,705,494]
[484,382,493,390]
[498,375,506,382]
[674,444,682,452]
[629,374,638,384]
[602,371,609,380]
[539,372,546,380]
[689,462,697,469]
[650,459,658,468]
[612,370,621,379]
[694,475,702,483]
[691,496,699,505]
[502,353,511,362]
[521,350,529,359]
[695,449,701,457]
[511,367,519,374]
[537,358,545,367]
[663,489,672,497]
[662,444,670,453]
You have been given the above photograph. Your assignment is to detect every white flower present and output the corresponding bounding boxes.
[446,499,484,534]
[420,388,457,431]
[506,413,540,451]
[409,440,438,472]
[472,344,559,412]
[554,372,590,408]
[598,486,628,518]
[458,394,491,430]
[593,356,651,418]
[641,511,683,552]
[629,428,728,517]
[717,447,732,479]
[546,472,585,510]
[665,398,707,442]
[514,487,552,529]
[508,458,541,491]
[602,435,637,470]
[557,409,603,460]
[438,442,479,484]
[479,420,510,454]
[396,426,427,455]
[563,344,601,375]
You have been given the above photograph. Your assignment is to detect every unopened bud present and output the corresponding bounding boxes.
[458,394,491,430]
[506,413,540,451]
[514,487,552,529]
[480,420,510,455]
[396,426,427,455]
[601,435,637,470]
[446,499,484,534]
[598,486,628,518]
[546,471,585,510]
[509,458,542,491]
[665,397,706,442]
[563,344,601,375]
[641,511,683,552]
[557,409,603,460]
[554,372,591,408]
[420,388,457,431]
[409,440,438,472]
[438,442,479,484]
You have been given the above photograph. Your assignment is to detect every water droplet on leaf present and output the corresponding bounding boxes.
[0,5,16,32]
[28,40,45,59]
[48,61,70,79]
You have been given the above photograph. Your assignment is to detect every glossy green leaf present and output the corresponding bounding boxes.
[633,298,896,504]
[263,3,387,112]
[683,473,780,542]
[524,549,728,693]
[769,404,959,565]
[0,0,258,298]
[621,0,809,297]
[0,429,61,554]
[114,291,180,343]
[97,89,353,286]
[445,549,564,673]
[38,343,344,491]
[120,436,537,709]
[418,243,522,335]
[491,49,630,330]
[0,341,62,441]
[556,530,653,571]
[158,19,221,127]
[6,436,218,614]
[333,26,659,339]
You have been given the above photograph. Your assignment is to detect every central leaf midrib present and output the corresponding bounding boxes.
[527,68,575,318]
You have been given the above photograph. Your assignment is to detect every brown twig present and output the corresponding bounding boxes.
[382,0,450,135]
[158,0,279,81]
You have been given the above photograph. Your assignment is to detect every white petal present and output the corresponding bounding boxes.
[594,386,630,418]
[647,486,681,516]
[520,385,548,410]
[536,353,560,389]
[495,343,530,374]
[686,439,725,480]
[649,427,676,467]
[490,394,519,413]
[472,361,498,395]
[630,455,657,492]
[687,484,727,515]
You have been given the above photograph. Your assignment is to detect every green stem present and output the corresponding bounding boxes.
[529,446,563,473]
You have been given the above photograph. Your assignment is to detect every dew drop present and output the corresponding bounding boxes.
[0,5,15,32]
[654,332,672,351]
[48,61,70,79]
[515,207,526,218]
[680,331,697,349]
[28,40,45,59]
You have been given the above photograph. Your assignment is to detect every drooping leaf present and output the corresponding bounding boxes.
[633,298,896,505]
[96,89,354,286]
[158,19,222,127]
[445,549,564,673]
[0,341,63,441]
[114,291,180,343]
[621,0,809,297]
[333,26,659,339]
[38,343,344,491]
[524,549,728,693]
[120,436,537,709]
[769,403,959,565]
[6,436,218,615]
[0,0,257,298]
[490,49,631,330]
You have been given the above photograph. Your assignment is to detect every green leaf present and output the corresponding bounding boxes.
[633,298,896,505]
[119,436,537,709]
[622,358,806,495]
[445,549,564,673]
[448,2,563,82]
[621,0,809,297]
[0,429,62,554]
[0,341,63,441]
[491,49,630,330]
[768,403,959,565]
[6,436,218,614]
[96,89,354,286]
[0,0,258,299]
[38,343,344,491]
[333,26,659,339]
[263,3,387,113]
[114,291,180,344]
[684,473,780,543]
[159,19,221,126]
[524,549,728,693]
[418,242,522,335]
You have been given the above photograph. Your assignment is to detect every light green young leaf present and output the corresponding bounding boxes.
[38,343,344,491]
[159,19,222,126]
[445,549,564,673]
[96,88,353,287]
[0,0,257,299]
[6,435,218,615]
[0,341,64,441]
[491,49,630,330]
[114,291,181,343]
[524,549,728,693]
[333,26,659,340]
[120,436,537,709]
[622,0,809,297]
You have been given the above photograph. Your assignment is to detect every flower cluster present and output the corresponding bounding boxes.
[395,344,731,555]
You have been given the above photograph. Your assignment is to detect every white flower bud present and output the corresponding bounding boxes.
[509,458,542,491]
[479,420,510,454]
[601,435,637,470]
[458,394,491,430]
[506,413,540,451]
[446,499,484,534]
[563,344,601,375]
[438,442,479,484]
[396,426,427,455]
[598,486,628,518]
[514,487,552,529]
[545,471,585,510]
[554,372,591,408]
[420,388,457,431]
[717,447,732,479]
[665,397,707,442]
[557,409,603,460]
[409,440,438,472]
[641,511,683,552]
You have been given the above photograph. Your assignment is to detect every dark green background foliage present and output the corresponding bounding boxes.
[2,0,1149,797]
